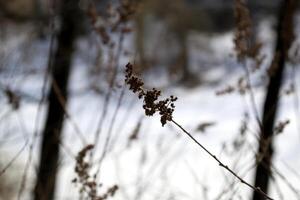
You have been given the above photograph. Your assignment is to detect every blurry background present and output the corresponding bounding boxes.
[0,0,300,200]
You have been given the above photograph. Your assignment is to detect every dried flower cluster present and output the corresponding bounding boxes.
[289,43,300,64]
[196,121,216,133]
[233,113,249,150]
[284,83,295,95]
[87,5,110,44]
[216,76,250,96]
[86,0,137,44]
[274,119,290,135]
[95,185,118,200]
[125,63,177,126]
[127,118,143,147]
[73,145,118,200]
[4,87,20,110]
[234,0,252,60]
[73,145,96,197]
[216,85,235,96]
[115,0,137,27]
[234,0,263,66]
[237,76,250,94]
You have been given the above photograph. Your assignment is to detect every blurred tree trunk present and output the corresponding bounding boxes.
[176,32,199,87]
[135,14,147,68]
[33,1,82,200]
[252,0,296,199]
[177,33,190,82]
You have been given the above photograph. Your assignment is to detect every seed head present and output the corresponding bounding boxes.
[125,63,177,126]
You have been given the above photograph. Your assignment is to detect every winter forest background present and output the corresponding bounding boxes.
[0,0,300,200]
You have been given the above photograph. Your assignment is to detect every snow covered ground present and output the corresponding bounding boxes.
[1,18,300,200]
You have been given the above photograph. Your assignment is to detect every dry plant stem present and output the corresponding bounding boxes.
[58,139,76,159]
[213,144,248,200]
[0,109,12,129]
[242,59,262,130]
[91,32,125,160]
[185,161,209,200]
[0,140,28,177]
[91,51,114,153]
[171,119,274,200]
[230,131,300,199]
[108,97,136,152]
[272,177,285,200]
[136,134,185,196]
[124,62,272,199]
[52,79,87,145]
[94,86,126,177]
[291,65,300,141]
[114,156,131,200]
[271,165,300,198]
[17,24,55,200]
[282,161,300,182]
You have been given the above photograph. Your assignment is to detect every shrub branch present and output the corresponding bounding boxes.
[124,62,274,200]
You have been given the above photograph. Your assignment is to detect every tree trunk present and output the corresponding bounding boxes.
[33,1,82,200]
[252,0,296,199]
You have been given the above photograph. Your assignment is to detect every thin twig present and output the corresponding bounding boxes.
[94,85,126,177]
[52,78,87,145]
[0,140,28,177]
[241,59,263,131]
[17,25,55,200]
[171,119,274,200]
[91,31,125,159]
[291,64,300,141]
